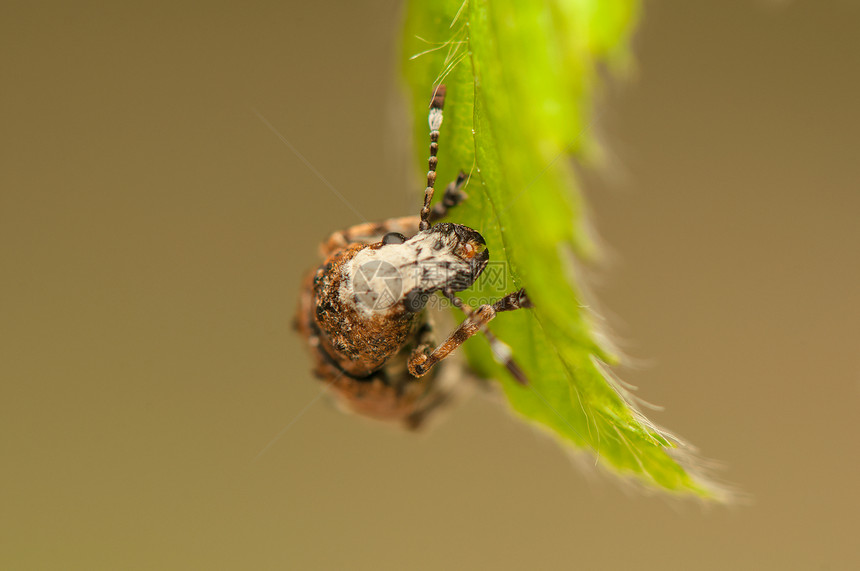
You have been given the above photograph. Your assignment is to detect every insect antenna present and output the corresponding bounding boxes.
[419,84,447,231]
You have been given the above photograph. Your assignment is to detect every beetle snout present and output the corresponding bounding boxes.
[470,244,489,278]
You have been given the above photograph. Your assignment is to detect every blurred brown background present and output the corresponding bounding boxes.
[1,1,858,569]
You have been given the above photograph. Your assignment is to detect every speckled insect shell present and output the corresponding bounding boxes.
[295,221,489,429]
[296,249,432,428]
[295,84,532,429]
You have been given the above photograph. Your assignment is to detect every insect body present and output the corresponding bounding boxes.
[296,85,532,429]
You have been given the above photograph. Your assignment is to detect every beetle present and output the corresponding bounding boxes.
[295,85,531,429]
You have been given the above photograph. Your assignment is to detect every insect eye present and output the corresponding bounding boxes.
[382,232,407,245]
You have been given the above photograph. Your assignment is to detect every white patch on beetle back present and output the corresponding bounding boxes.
[341,230,469,315]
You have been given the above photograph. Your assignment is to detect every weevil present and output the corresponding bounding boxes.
[295,85,532,429]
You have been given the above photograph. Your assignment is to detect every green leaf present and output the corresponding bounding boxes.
[402,0,726,498]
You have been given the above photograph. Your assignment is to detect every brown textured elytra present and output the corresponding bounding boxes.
[295,224,453,429]
[311,242,421,378]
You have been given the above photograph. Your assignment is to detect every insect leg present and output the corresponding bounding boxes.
[321,163,467,257]
[401,321,455,431]
[480,328,529,386]
[318,165,467,258]
[318,171,468,259]
[490,288,533,313]
[319,216,421,257]
[427,171,468,223]
[407,302,496,378]
[410,320,436,358]
[419,85,446,232]
[443,289,532,385]
[407,289,531,378]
